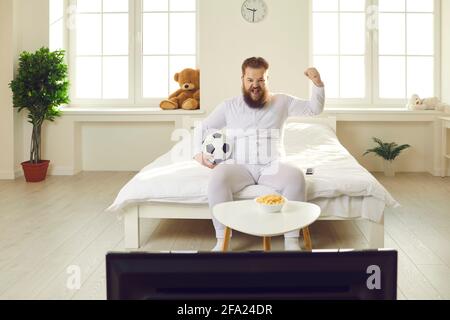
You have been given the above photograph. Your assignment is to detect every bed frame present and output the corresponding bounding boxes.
[122,116,384,250]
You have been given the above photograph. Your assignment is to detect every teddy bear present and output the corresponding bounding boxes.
[160,68,200,110]
[407,94,450,113]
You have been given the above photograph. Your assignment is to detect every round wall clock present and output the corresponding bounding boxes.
[241,0,268,23]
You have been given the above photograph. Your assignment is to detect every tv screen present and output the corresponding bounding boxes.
[106,250,397,300]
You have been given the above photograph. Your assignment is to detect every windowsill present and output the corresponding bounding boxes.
[58,106,447,122]
[324,107,445,115]
[59,106,206,116]
[62,106,444,114]
[322,107,446,122]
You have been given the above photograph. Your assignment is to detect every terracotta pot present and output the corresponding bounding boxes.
[21,160,50,182]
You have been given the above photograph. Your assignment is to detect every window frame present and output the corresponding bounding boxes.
[49,0,67,52]
[309,0,441,108]
[309,0,372,106]
[135,0,199,106]
[67,0,199,107]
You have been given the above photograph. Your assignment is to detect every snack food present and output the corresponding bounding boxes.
[256,194,285,205]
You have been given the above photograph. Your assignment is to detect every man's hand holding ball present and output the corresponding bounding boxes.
[194,153,217,169]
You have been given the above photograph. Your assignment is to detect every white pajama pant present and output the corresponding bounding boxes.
[208,161,307,239]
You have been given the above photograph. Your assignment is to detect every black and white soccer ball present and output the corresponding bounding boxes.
[202,131,233,165]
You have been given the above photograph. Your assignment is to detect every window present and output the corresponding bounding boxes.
[311,0,439,107]
[312,0,367,101]
[71,0,130,100]
[49,0,65,51]
[66,0,198,106]
[378,0,435,100]
[141,0,197,100]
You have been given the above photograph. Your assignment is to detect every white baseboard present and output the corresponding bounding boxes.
[371,169,449,177]
[0,170,15,180]
[14,168,23,178]
[10,167,450,178]
[431,168,450,177]
[14,166,77,178]
[48,166,77,176]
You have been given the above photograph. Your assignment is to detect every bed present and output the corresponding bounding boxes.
[107,116,399,249]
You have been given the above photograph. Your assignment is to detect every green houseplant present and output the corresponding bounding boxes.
[9,47,69,182]
[363,137,411,177]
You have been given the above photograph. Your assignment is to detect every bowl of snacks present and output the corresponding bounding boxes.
[255,194,287,213]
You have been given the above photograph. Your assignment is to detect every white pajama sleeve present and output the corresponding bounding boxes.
[287,85,325,117]
[192,102,227,156]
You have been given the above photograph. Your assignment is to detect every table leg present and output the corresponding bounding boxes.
[302,227,312,251]
[263,237,271,251]
[222,227,231,252]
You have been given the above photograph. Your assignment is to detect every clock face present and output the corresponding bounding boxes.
[241,0,267,23]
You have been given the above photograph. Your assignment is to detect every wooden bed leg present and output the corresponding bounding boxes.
[124,206,140,249]
[368,216,384,249]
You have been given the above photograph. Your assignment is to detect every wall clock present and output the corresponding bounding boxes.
[241,0,268,23]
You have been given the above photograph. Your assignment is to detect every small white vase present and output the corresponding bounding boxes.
[383,160,395,177]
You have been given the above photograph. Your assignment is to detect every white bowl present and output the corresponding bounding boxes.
[254,196,287,213]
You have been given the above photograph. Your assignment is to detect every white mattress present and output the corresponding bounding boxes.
[107,122,400,223]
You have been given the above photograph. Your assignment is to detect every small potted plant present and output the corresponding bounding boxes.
[363,137,411,177]
[9,47,69,182]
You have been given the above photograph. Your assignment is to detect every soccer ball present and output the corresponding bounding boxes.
[202,131,233,164]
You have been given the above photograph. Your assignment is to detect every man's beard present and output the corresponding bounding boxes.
[242,85,269,109]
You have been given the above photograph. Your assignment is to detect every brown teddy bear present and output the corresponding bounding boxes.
[160,68,200,110]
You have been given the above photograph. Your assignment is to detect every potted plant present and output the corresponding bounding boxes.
[9,47,69,182]
[363,137,411,177]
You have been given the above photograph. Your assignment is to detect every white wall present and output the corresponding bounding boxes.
[3,0,449,178]
[8,0,49,176]
[440,0,449,174]
[200,0,310,111]
[442,0,450,103]
[337,122,429,173]
[0,0,15,179]
[81,122,176,171]
[13,0,23,178]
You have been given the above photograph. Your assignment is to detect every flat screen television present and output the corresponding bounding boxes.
[106,250,397,300]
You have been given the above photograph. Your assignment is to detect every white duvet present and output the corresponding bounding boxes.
[107,123,400,222]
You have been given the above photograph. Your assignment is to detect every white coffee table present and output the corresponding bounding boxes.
[213,200,321,252]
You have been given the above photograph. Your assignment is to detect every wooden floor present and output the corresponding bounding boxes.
[0,172,449,300]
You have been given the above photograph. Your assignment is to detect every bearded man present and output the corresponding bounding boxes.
[193,57,325,251]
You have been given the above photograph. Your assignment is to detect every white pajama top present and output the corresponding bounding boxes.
[193,85,326,164]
